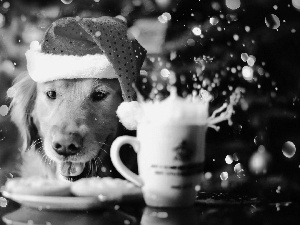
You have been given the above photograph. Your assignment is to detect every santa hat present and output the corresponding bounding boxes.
[25,16,147,129]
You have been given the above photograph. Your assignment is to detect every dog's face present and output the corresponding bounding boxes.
[32,78,123,180]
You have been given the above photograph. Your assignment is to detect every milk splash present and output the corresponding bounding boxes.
[117,86,244,130]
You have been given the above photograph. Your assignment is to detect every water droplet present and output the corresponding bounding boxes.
[192,27,202,36]
[242,66,253,81]
[245,26,251,32]
[160,68,170,78]
[210,17,219,25]
[220,172,228,180]
[241,53,248,62]
[226,13,238,22]
[158,15,168,23]
[195,185,201,191]
[232,153,239,161]
[225,0,241,10]
[2,2,10,9]
[211,2,221,11]
[233,34,239,41]
[265,14,280,29]
[61,0,73,4]
[187,38,195,46]
[205,172,212,179]
[282,141,296,158]
[292,0,300,10]
[249,145,271,174]
[234,163,242,173]
[247,55,256,67]
[225,155,233,164]
[276,186,281,193]
[162,12,171,21]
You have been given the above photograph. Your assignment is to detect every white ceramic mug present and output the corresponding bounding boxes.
[110,123,207,207]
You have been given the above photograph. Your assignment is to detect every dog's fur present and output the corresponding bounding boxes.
[9,73,134,180]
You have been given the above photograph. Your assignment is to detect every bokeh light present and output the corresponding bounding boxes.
[210,17,219,25]
[61,0,73,4]
[242,66,253,81]
[282,141,296,158]
[249,145,271,174]
[192,27,202,36]
[225,0,241,10]
[265,14,280,29]
[292,0,300,10]
[220,172,228,180]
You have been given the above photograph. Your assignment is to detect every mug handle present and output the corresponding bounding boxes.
[110,136,143,187]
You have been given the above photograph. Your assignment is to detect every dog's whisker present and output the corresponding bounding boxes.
[99,147,108,155]
[96,156,105,171]
[93,141,111,147]
[25,139,43,152]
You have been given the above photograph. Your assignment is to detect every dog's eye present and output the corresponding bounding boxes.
[46,91,57,99]
[91,91,107,101]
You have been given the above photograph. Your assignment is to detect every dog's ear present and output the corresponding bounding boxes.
[8,73,39,152]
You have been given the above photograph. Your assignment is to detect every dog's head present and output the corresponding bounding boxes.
[9,16,146,181]
[9,74,128,180]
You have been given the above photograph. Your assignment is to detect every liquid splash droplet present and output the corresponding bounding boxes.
[282,141,296,158]
[265,14,280,29]
[225,0,241,10]
[292,0,300,10]
[220,172,228,180]
[234,163,242,173]
[61,0,73,4]
[195,185,201,191]
[210,17,219,25]
[225,155,233,164]
[192,27,202,36]
[242,66,253,81]
[249,145,271,174]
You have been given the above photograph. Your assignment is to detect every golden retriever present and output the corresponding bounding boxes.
[9,73,135,181]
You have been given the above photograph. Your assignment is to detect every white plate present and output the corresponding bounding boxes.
[2,191,114,211]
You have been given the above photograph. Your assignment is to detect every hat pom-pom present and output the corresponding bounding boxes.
[116,101,141,130]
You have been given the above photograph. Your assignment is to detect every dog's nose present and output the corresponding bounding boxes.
[52,133,83,156]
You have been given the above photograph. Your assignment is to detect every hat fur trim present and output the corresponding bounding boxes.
[25,41,117,83]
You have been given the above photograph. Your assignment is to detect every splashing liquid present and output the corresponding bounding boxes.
[136,87,243,129]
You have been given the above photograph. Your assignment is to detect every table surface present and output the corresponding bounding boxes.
[1,191,300,225]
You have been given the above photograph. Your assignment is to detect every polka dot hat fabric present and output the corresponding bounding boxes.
[40,16,147,102]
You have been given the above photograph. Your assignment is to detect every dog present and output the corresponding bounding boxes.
[9,73,136,181]
[8,16,146,181]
